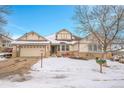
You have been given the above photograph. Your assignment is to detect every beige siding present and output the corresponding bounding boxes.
[20,37,26,40]
[19,32,46,41]
[19,45,50,57]
[73,44,78,51]
[12,45,51,57]
[26,33,39,40]
[12,45,17,57]
[79,43,89,52]
[69,45,73,51]
[73,43,89,52]
[56,30,72,40]
[20,48,44,57]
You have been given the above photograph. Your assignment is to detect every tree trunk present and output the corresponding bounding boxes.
[100,64,102,73]
[102,47,108,67]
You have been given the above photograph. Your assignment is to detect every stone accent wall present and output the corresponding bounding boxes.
[70,51,112,59]
[56,51,112,59]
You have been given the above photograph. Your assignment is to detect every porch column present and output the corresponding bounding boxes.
[92,44,94,52]
[45,45,47,57]
[16,45,21,57]
[60,45,62,52]
[65,44,67,52]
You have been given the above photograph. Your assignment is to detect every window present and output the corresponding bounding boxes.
[98,45,102,52]
[93,44,97,51]
[57,45,60,51]
[62,45,65,51]
[58,34,61,39]
[67,34,71,39]
[66,45,69,51]
[61,34,64,39]
[30,45,32,48]
[88,44,92,51]
[88,44,101,52]
[39,46,42,48]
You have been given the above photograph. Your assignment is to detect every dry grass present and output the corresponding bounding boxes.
[0,57,40,78]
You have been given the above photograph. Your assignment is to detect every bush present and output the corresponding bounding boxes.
[96,58,107,73]
[96,59,106,64]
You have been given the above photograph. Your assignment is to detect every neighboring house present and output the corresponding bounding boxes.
[12,29,112,58]
[112,49,124,56]
[117,49,124,55]
[0,34,13,51]
[110,40,124,56]
[111,40,124,51]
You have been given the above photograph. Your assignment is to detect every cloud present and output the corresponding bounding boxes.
[9,24,28,32]
[7,23,29,39]
[12,34,21,40]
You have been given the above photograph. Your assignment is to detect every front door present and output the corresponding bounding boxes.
[51,45,57,56]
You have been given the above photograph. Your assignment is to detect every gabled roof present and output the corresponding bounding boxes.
[0,34,13,41]
[16,31,48,41]
[56,29,72,35]
[56,28,81,41]
[80,33,94,40]
[12,31,50,45]
[72,35,82,40]
[46,33,77,44]
[46,30,81,44]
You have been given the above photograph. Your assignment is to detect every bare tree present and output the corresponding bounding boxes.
[0,5,11,36]
[74,5,124,55]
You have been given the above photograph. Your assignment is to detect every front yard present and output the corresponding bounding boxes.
[0,57,124,88]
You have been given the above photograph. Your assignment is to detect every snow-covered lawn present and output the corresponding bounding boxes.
[0,57,124,88]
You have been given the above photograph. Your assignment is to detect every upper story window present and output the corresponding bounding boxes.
[56,29,72,40]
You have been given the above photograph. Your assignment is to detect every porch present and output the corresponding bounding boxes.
[50,44,70,57]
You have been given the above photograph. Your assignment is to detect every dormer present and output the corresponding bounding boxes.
[56,29,72,41]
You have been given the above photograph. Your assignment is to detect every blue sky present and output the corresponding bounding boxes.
[5,5,77,39]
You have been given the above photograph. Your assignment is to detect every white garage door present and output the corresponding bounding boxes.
[20,47,45,57]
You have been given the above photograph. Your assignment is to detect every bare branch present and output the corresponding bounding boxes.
[73,5,124,52]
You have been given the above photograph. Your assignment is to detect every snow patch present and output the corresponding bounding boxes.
[0,57,124,88]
